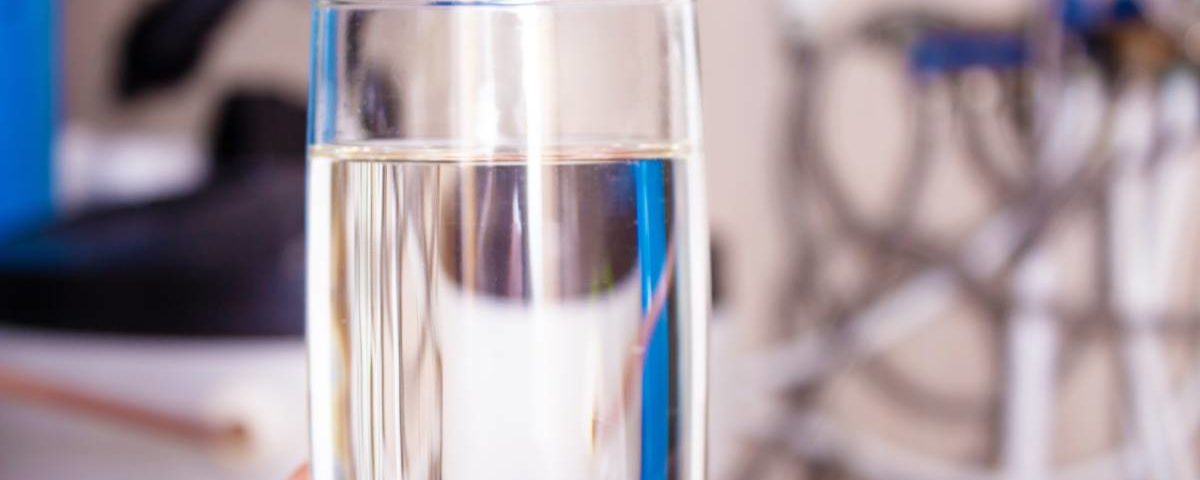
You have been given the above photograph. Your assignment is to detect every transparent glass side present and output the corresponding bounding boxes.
[308,2,699,147]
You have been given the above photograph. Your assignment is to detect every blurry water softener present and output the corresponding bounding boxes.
[756,0,1200,478]
[0,0,56,238]
[758,3,1069,478]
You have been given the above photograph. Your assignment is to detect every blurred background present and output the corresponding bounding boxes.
[8,0,1200,479]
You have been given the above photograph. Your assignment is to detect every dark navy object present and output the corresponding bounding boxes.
[909,31,1029,75]
[119,0,242,98]
[0,90,307,337]
[0,162,305,337]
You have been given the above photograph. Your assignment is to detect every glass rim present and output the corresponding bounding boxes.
[316,0,693,7]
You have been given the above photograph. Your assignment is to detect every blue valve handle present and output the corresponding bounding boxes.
[1059,0,1143,32]
[909,31,1029,75]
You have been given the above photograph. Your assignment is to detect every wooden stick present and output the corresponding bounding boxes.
[0,364,246,447]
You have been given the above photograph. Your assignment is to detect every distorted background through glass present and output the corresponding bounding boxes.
[7,0,1200,479]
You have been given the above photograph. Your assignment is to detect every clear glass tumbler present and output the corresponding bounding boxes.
[306,1,709,479]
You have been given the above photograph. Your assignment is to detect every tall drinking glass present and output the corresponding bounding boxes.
[306,1,709,478]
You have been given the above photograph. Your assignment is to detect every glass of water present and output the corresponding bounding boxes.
[306,1,709,478]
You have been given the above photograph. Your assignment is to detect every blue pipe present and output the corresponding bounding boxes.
[0,0,57,238]
[635,159,670,480]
